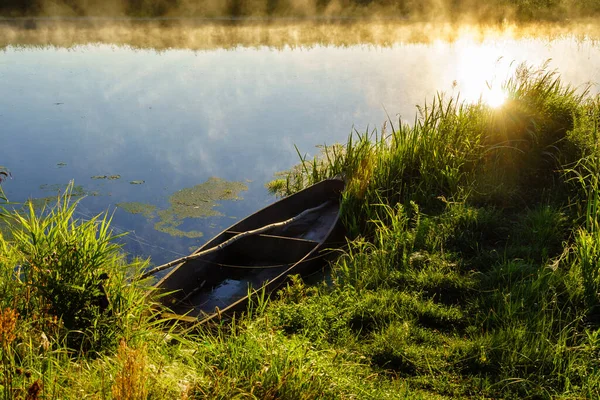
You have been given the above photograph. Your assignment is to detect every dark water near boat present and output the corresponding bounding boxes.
[1,24,599,265]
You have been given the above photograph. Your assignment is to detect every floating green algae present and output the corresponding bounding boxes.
[30,183,100,209]
[116,202,157,219]
[20,182,98,212]
[40,183,88,197]
[116,177,248,238]
[166,177,247,220]
[154,209,204,238]
[92,174,121,180]
[25,196,57,211]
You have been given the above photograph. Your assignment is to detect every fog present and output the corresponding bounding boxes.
[2,19,600,51]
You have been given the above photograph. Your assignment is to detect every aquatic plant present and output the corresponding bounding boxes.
[118,177,248,238]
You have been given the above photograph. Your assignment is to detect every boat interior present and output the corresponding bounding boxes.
[158,201,340,318]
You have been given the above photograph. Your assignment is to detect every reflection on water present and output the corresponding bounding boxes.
[202,279,247,312]
[0,23,598,264]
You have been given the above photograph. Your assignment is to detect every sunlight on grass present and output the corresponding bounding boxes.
[269,63,600,398]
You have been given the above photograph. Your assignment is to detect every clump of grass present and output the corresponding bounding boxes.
[0,183,157,355]
[112,340,148,400]
[0,307,18,400]
[563,100,600,318]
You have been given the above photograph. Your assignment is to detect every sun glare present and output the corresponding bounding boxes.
[483,86,507,108]
[453,39,512,109]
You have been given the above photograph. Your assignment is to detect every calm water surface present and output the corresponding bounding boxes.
[1,26,599,264]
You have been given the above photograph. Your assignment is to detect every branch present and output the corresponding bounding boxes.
[138,201,331,280]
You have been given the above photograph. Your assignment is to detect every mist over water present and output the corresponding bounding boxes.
[1,21,599,263]
[3,19,600,50]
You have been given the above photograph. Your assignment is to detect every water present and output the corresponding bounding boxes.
[1,22,599,265]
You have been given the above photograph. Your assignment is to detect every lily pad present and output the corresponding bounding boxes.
[130,180,145,185]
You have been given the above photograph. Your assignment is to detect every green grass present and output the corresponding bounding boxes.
[1,63,600,398]
[266,62,600,398]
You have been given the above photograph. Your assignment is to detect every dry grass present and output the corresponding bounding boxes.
[112,340,149,400]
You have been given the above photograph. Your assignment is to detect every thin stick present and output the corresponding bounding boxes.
[177,280,206,305]
[138,201,331,280]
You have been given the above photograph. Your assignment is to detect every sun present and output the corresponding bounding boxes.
[452,39,512,109]
[483,86,507,108]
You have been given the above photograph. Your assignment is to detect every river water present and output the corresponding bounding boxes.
[1,21,599,265]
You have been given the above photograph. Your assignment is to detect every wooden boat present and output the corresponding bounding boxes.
[154,178,345,324]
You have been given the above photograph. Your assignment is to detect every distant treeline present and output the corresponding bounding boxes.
[1,0,600,20]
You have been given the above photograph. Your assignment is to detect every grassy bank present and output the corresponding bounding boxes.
[1,64,600,398]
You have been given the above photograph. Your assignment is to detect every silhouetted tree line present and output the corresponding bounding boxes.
[1,0,409,17]
[0,0,169,17]
[1,0,599,19]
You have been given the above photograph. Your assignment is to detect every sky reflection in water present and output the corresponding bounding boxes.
[1,34,599,264]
